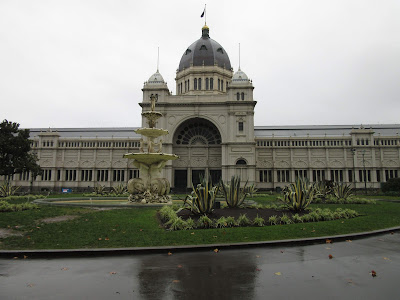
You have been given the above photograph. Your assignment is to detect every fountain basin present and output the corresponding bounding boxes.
[123,152,179,165]
[135,128,168,138]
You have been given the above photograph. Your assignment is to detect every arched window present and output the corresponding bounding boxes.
[206,78,209,90]
[236,92,240,100]
[198,78,202,90]
[194,78,197,90]
[187,80,190,91]
[210,78,213,90]
[241,92,244,100]
[236,159,247,165]
[184,81,187,92]
[221,80,224,91]
[218,79,220,90]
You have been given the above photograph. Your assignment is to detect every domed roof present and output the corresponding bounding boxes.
[231,69,251,85]
[178,26,232,72]
[147,70,165,85]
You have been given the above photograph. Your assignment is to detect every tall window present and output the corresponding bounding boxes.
[210,78,213,90]
[238,122,244,132]
[206,78,209,90]
[236,92,240,100]
[260,170,273,182]
[194,78,197,90]
[221,80,224,91]
[198,78,202,90]
[187,80,189,91]
[218,79,220,90]
[241,92,244,100]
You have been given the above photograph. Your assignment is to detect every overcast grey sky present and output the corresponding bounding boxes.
[1,0,399,129]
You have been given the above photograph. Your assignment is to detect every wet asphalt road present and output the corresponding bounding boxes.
[1,232,399,300]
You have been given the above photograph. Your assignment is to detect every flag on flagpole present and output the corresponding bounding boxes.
[200,9,205,18]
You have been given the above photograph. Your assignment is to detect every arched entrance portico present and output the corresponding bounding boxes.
[172,118,222,189]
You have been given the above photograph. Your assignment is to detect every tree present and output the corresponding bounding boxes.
[0,120,42,182]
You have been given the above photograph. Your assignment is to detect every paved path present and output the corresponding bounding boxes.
[1,232,399,299]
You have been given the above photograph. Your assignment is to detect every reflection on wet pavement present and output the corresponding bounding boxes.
[1,233,399,299]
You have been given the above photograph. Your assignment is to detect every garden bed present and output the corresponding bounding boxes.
[176,207,306,222]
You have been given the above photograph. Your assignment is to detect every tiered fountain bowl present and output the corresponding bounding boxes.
[123,96,178,204]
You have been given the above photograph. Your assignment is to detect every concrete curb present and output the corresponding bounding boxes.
[1,226,399,259]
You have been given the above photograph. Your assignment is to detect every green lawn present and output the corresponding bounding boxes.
[1,195,400,250]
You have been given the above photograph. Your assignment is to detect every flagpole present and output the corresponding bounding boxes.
[205,4,207,25]
[157,47,159,72]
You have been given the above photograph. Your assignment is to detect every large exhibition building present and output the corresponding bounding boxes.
[7,25,400,191]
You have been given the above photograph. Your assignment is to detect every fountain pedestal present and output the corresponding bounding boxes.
[124,95,178,204]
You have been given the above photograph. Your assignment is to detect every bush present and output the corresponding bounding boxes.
[0,181,20,197]
[220,175,249,208]
[253,215,265,227]
[237,214,251,226]
[184,218,196,230]
[225,216,236,227]
[215,217,228,228]
[382,178,400,193]
[0,200,39,212]
[197,215,213,228]
[268,215,280,225]
[167,217,186,231]
[279,177,316,211]
[280,214,293,225]
[184,176,218,215]
[332,182,353,201]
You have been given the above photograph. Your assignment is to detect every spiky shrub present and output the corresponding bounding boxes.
[184,176,219,215]
[167,217,186,231]
[159,205,177,222]
[225,216,236,227]
[268,215,280,225]
[320,209,335,221]
[253,215,265,227]
[280,214,293,225]
[0,200,39,212]
[220,175,249,208]
[112,183,127,195]
[197,215,213,228]
[314,181,331,200]
[237,214,251,226]
[184,218,196,230]
[215,217,228,228]
[292,213,303,223]
[332,182,353,201]
[0,181,20,197]
[93,184,107,195]
[244,183,258,198]
[279,177,316,212]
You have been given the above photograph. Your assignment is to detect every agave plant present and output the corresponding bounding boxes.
[314,181,331,200]
[278,177,316,212]
[244,183,258,197]
[93,184,107,195]
[220,175,249,208]
[332,182,353,201]
[183,175,219,215]
[112,183,127,195]
[0,181,20,197]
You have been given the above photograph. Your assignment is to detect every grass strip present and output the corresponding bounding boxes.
[0,201,400,250]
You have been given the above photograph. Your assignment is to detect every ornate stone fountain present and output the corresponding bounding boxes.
[124,94,178,204]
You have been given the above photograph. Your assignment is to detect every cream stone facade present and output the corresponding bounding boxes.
[4,25,400,192]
